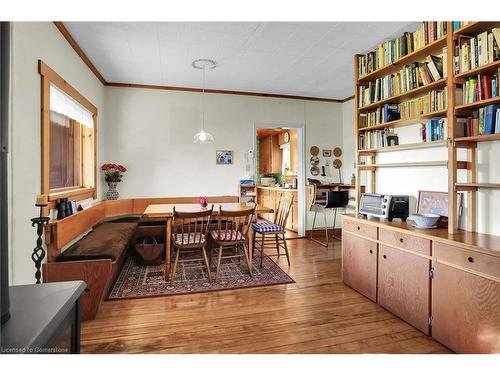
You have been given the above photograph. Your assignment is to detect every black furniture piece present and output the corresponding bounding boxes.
[0,281,85,353]
[310,190,350,247]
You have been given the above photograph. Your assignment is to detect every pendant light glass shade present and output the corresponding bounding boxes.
[193,129,214,144]
[192,59,216,144]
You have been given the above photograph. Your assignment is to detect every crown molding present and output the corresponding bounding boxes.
[54,22,354,103]
[53,21,107,85]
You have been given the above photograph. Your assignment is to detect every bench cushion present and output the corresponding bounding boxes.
[57,222,137,262]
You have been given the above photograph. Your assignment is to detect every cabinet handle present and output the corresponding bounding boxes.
[399,238,404,243]
[383,254,387,259]
[357,226,360,230]
[369,249,373,254]
[468,256,474,263]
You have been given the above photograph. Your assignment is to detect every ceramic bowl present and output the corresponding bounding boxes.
[408,213,440,228]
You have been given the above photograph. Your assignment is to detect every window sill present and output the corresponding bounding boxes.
[48,187,96,207]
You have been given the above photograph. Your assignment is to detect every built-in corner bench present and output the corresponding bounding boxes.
[341,214,500,354]
[42,196,239,321]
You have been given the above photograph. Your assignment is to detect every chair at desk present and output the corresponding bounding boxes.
[310,187,349,247]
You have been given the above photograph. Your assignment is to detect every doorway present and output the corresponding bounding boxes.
[253,123,306,237]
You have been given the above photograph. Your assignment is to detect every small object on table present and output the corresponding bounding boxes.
[32,195,50,284]
[198,196,208,207]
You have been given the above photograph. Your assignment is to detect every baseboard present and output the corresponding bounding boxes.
[305,228,342,237]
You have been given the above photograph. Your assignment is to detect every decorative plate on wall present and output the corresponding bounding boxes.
[310,156,320,165]
[310,166,320,176]
[310,146,319,156]
[333,147,342,157]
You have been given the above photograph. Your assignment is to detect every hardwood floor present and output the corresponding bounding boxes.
[80,237,451,354]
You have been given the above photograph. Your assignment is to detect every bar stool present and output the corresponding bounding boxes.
[310,189,349,247]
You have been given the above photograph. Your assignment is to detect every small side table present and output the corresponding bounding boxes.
[0,281,86,354]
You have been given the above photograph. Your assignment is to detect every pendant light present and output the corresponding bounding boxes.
[192,59,216,144]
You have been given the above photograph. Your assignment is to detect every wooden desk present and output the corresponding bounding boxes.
[143,203,273,280]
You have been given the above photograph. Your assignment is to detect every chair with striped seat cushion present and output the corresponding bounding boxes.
[210,229,244,242]
[252,222,284,233]
[252,192,292,268]
[174,233,206,245]
[210,205,255,280]
[170,206,214,283]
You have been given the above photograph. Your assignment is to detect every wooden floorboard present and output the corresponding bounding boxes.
[80,238,452,354]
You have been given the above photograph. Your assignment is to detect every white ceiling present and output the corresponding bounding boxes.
[64,22,419,100]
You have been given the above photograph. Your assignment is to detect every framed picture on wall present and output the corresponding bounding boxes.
[322,149,332,157]
[216,150,233,165]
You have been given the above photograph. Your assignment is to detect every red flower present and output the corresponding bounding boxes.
[198,196,208,205]
[118,165,126,172]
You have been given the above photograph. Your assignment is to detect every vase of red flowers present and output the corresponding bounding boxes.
[102,163,127,200]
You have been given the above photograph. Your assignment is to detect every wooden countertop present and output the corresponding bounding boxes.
[256,186,298,192]
[342,214,500,258]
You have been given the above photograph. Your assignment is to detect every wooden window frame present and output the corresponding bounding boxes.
[39,60,98,208]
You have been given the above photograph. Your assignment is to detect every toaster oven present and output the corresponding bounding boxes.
[359,193,409,222]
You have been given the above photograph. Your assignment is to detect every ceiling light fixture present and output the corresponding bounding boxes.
[192,59,217,144]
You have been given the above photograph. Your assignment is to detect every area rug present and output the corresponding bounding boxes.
[108,250,294,300]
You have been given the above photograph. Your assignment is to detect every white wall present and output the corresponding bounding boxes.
[103,87,344,230]
[9,22,106,285]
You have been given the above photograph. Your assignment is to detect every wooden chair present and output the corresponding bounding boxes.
[170,205,214,283]
[210,206,255,280]
[252,192,292,267]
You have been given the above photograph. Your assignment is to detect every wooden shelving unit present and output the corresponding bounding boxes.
[354,21,500,235]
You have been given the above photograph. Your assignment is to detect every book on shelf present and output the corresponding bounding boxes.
[358,129,394,149]
[357,49,447,107]
[455,28,500,74]
[357,22,447,77]
[361,88,447,127]
[456,105,500,136]
[419,118,447,142]
[453,21,474,31]
[459,69,500,104]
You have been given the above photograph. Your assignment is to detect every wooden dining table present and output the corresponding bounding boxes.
[143,203,274,280]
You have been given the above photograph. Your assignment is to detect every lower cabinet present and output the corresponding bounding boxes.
[432,242,500,353]
[377,244,431,334]
[342,231,378,302]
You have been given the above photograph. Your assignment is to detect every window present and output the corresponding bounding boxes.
[39,61,97,204]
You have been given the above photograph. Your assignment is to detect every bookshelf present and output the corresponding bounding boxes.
[354,21,500,235]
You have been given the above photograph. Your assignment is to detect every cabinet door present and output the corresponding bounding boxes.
[378,244,430,334]
[342,231,378,302]
[432,261,500,353]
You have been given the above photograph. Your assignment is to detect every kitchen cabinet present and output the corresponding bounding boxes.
[432,242,500,353]
[342,230,378,302]
[258,135,282,174]
[342,215,500,353]
[378,244,431,334]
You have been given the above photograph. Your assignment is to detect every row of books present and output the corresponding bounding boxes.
[458,70,500,105]
[357,22,447,78]
[358,53,446,107]
[358,129,397,150]
[455,29,500,74]
[456,105,500,136]
[419,118,448,142]
[360,89,448,127]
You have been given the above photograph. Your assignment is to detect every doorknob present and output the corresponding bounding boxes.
[383,254,387,259]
